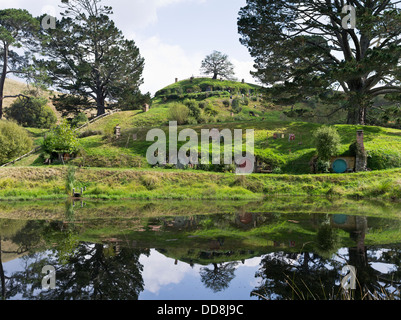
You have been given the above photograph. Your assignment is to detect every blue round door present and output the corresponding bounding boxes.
[332,159,347,173]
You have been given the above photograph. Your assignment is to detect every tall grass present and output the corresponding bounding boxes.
[65,166,76,196]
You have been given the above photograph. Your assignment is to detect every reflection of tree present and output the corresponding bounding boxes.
[252,251,340,300]
[252,217,401,300]
[200,262,238,293]
[0,205,148,300]
[0,239,5,299]
[6,242,148,300]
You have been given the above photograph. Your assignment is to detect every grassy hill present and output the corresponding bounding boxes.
[4,77,401,176]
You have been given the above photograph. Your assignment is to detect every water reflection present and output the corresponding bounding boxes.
[0,199,401,300]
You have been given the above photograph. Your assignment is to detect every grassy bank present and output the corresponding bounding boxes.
[1,166,401,201]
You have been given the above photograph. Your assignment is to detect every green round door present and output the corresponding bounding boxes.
[332,159,347,173]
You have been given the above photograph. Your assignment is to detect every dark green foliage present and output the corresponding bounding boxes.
[5,97,57,129]
[40,0,145,117]
[51,94,93,118]
[0,8,41,119]
[71,112,88,128]
[238,0,401,125]
[184,99,201,120]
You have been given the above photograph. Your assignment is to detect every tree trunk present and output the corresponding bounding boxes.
[0,45,9,120]
[346,94,369,125]
[96,96,105,116]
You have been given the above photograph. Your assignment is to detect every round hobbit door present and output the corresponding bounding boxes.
[332,159,347,173]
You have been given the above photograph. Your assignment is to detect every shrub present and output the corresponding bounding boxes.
[204,104,218,117]
[184,99,201,120]
[168,103,190,125]
[313,126,341,161]
[71,112,88,128]
[5,97,57,129]
[316,159,331,173]
[0,120,33,165]
[43,120,80,159]
[367,149,401,170]
[231,98,243,113]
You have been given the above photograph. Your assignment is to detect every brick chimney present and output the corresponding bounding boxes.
[355,130,367,172]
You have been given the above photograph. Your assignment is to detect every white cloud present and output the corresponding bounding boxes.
[135,34,204,94]
[231,58,257,85]
[103,0,206,30]
[140,249,197,294]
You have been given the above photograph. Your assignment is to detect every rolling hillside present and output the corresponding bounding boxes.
[4,77,401,175]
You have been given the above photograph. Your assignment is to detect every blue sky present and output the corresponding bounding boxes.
[0,0,257,95]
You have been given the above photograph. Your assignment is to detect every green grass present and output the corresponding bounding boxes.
[69,113,401,174]
[1,166,401,201]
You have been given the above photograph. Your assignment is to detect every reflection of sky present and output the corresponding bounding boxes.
[138,250,261,300]
[3,247,400,300]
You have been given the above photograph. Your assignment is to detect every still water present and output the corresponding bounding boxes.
[1,198,401,300]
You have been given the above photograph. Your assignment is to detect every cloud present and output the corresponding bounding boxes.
[103,0,205,31]
[140,249,197,294]
[231,58,257,84]
[135,34,204,94]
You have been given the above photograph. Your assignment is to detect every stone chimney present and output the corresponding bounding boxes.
[175,78,178,83]
[355,130,367,172]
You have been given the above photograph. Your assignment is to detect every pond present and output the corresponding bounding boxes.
[1,198,401,301]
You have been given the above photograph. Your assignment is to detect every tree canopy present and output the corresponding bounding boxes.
[200,51,236,81]
[5,97,57,129]
[238,0,401,125]
[40,0,146,117]
[0,8,41,119]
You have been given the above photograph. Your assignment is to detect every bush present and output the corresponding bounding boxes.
[204,104,218,117]
[71,112,88,128]
[367,149,401,170]
[5,97,57,129]
[43,120,80,158]
[316,159,331,173]
[168,103,190,125]
[184,99,201,120]
[313,126,341,161]
[231,98,243,113]
[0,120,33,165]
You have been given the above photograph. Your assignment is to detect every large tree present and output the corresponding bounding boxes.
[238,0,401,125]
[0,9,41,119]
[40,0,145,117]
[200,51,236,80]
